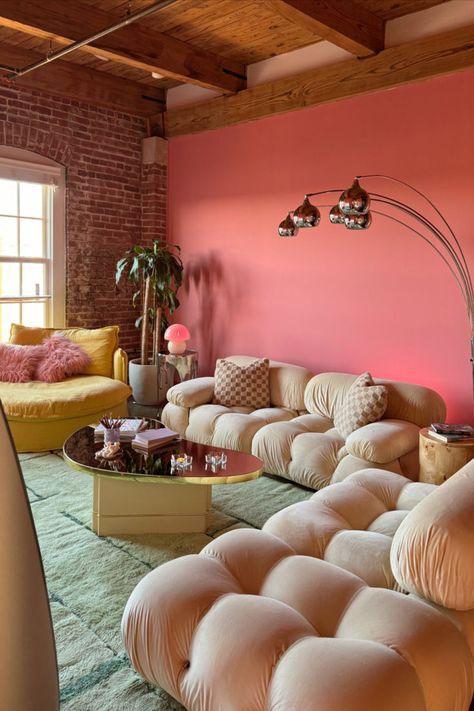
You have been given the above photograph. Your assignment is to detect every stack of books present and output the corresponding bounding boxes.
[429,423,474,443]
[94,418,146,442]
[132,427,179,452]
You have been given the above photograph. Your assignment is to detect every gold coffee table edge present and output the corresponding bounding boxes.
[63,449,262,486]
[63,426,263,535]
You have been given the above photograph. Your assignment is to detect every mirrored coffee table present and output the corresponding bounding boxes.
[63,422,263,536]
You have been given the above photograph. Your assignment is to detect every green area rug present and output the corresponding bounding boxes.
[21,452,312,711]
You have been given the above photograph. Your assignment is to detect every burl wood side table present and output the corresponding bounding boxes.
[419,427,474,484]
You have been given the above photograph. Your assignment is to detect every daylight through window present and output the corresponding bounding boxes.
[0,154,65,342]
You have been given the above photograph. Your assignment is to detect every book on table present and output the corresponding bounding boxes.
[132,427,179,451]
[94,418,146,441]
[428,430,474,444]
[430,423,474,437]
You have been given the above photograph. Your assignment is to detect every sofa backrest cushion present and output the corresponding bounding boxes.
[391,459,474,611]
[304,373,446,427]
[223,356,313,411]
[9,323,119,378]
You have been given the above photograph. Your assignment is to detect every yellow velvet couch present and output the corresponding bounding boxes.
[1,324,132,452]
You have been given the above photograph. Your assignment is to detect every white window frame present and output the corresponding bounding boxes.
[0,147,66,329]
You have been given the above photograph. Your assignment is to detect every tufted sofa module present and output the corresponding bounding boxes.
[122,460,474,711]
[263,468,436,589]
[161,356,446,489]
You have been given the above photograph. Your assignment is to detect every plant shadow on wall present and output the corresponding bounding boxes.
[183,251,242,372]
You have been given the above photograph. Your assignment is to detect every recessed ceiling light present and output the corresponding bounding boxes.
[94,54,109,62]
[151,72,164,79]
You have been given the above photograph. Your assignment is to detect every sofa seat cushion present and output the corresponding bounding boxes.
[122,528,473,711]
[1,375,131,421]
[263,469,436,589]
[185,404,298,452]
[252,421,344,489]
[345,420,421,464]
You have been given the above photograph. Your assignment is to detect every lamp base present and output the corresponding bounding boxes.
[168,341,186,355]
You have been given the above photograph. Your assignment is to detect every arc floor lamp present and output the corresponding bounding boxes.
[278,175,474,401]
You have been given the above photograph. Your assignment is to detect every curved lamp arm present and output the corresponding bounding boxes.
[279,175,474,401]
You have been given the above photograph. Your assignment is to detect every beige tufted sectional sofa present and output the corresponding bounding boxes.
[122,460,474,711]
[162,356,446,489]
[263,467,436,589]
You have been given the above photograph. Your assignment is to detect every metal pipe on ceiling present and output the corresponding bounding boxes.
[5,0,179,81]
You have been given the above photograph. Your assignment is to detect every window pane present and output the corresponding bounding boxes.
[20,218,44,257]
[0,179,17,216]
[0,302,20,342]
[0,262,20,297]
[19,182,44,218]
[0,216,18,256]
[22,263,46,296]
[22,301,46,327]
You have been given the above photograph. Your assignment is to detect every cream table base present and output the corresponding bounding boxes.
[92,476,211,536]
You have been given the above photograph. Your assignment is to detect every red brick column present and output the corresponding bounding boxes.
[141,136,168,246]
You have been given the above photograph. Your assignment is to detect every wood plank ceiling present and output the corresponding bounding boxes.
[0,0,472,135]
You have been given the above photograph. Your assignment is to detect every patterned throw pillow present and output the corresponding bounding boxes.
[213,358,270,409]
[334,372,388,439]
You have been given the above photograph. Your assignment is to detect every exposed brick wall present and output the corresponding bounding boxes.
[141,162,167,244]
[0,84,169,357]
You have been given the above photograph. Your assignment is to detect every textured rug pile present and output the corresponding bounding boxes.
[21,451,311,710]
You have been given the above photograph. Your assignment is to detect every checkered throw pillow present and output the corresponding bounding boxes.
[213,358,270,409]
[334,372,388,439]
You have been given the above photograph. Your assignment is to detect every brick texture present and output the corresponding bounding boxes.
[0,85,168,357]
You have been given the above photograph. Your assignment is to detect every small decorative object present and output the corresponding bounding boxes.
[99,416,124,445]
[170,453,193,470]
[95,441,122,460]
[164,324,191,355]
[204,452,227,470]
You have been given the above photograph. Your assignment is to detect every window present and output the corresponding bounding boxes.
[0,151,65,342]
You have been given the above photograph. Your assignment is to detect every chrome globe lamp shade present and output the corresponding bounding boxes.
[277,174,474,401]
[329,204,345,224]
[344,212,372,230]
[278,212,298,237]
[339,178,371,216]
[293,196,321,228]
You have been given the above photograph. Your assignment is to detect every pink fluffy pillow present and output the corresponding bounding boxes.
[35,334,91,383]
[0,343,45,383]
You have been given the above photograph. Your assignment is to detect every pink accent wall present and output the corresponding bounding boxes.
[169,70,474,423]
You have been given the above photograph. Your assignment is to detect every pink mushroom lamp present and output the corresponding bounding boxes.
[164,324,190,355]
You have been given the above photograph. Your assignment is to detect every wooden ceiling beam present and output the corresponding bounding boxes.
[163,23,474,137]
[0,43,165,116]
[0,0,246,94]
[267,0,384,57]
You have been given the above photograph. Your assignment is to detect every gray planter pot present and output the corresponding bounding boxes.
[128,359,173,406]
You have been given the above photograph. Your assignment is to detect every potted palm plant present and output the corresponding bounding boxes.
[116,240,184,405]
